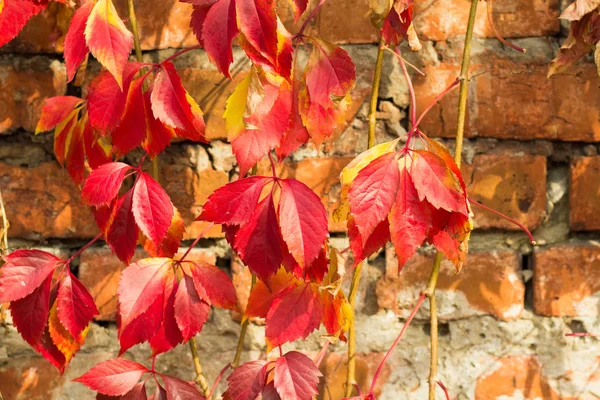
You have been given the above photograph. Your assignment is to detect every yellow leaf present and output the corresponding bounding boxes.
[223,74,252,141]
[48,301,88,365]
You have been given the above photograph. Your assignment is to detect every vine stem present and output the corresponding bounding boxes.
[426,2,479,399]
[469,198,536,245]
[65,233,103,265]
[179,222,216,263]
[395,49,417,126]
[486,0,526,53]
[232,274,256,367]
[189,337,211,398]
[209,364,231,399]
[0,186,8,252]
[345,38,385,398]
[293,0,328,40]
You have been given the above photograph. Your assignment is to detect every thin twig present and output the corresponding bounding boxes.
[395,49,417,127]
[486,0,526,53]
[209,364,231,399]
[232,274,256,367]
[385,46,425,76]
[344,39,386,398]
[438,380,451,400]
[162,45,203,64]
[127,0,143,61]
[179,222,216,263]
[469,198,536,245]
[0,186,8,253]
[293,0,328,40]
[369,292,427,393]
[65,233,103,265]
[314,341,330,368]
[189,337,211,398]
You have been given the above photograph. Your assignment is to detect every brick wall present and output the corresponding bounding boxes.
[2,0,600,399]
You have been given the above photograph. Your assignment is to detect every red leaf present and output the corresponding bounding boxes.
[142,86,176,157]
[82,162,132,207]
[0,0,46,47]
[120,382,148,400]
[199,176,271,226]
[112,77,147,155]
[57,272,99,338]
[9,275,52,347]
[348,217,390,266]
[174,275,210,341]
[233,195,282,283]
[188,261,238,310]
[87,63,144,132]
[151,62,206,142]
[0,250,60,302]
[265,283,323,348]
[162,375,206,400]
[349,152,400,244]
[149,277,183,355]
[106,190,139,264]
[117,293,164,354]
[260,383,282,400]
[224,360,268,400]
[236,0,278,64]
[300,38,355,145]
[82,116,112,169]
[273,351,321,400]
[389,168,430,270]
[142,210,185,259]
[245,269,296,318]
[411,150,468,215]
[290,0,308,22]
[36,325,67,373]
[117,258,172,326]
[74,358,150,396]
[132,172,175,247]
[36,96,83,134]
[64,0,93,82]
[200,0,238,77]
[278,179,328,268]
[276,68,310,160]
[85,0,134,88]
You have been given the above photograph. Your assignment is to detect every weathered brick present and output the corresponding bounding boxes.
[414,0,559,41]
[258,156,353,232]
[79,246,217,321]
[475,356,562,400]
[318,352,390,399]
[414,60,600,142]
[0,60,66,134]
[0,162,97,239]
[378,247,524,320]
[570,156,600,231]
[161,159,228,239]
[533,243,600,317]
[465,154,547,230]
[0,357,63,400]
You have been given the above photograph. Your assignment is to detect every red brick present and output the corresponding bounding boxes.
[0,61,66,134]
[465,154,547,230]
[475,356,562,400]
[318,352,390,399]
[258,156,353,232]
[533,243,600,317]
[161,162,228,239]
[79,246,217,321]
[378,247,524,320]
[0,162,97,239]
[0,357,62,400]
[570,157,600,231]
[414,61,600,142]
[414,0,559,41]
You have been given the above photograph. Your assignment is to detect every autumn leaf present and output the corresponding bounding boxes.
[57,272,99,338]
[273,351,322,400]
[0,250,61,302]
[162,375,207,399]
[106,189,139,264]
[85,0,134,88]
[64,0,93,82]
[0,0,48,48]
[82,162,132,206]
[196,0,238,78]
[173,275,210,341]
[74,358,150,396]
[9,275,53,347]
[224,360,269,400]
[132,172,175,247]
[236,0,278,65]
[265,282,323,348]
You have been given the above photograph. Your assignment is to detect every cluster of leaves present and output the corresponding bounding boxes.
[0,250,99,372]
[549,0,600,76]
[336,133,472,272]
[0,0,479,398]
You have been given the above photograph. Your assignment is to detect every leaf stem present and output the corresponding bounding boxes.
[396,49,417,127]
[293,0,328,40]
[65,233,103,265]
[385,47,425,76]
[189,337,211,398]
[209,364,231,399]
[162,45,203,65]
[314,341,330,368]
[369,291,427,393]
[438,380,450,400]
[0,186,9,254]
[232,274,256,367]
[268,152,278,178]
[486,0,526,53]
[178,222,216,263]
[468,198,536,245]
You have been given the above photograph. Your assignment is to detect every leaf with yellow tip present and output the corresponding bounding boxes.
[48,300,89,366]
